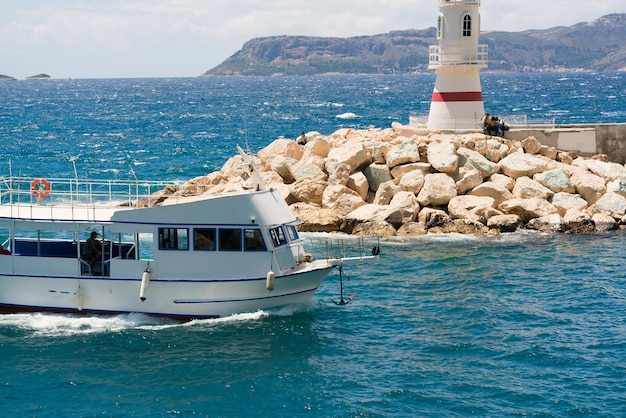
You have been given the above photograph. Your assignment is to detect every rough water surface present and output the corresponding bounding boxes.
[1,73,625,417]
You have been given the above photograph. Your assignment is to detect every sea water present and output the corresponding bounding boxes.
[1,73,625,417]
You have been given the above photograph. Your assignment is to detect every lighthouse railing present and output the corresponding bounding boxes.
[429,44,488,68]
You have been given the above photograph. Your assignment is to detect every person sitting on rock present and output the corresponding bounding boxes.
[480,113,490,129]
[483,114,499,136]
[496,117,509,137]
[297,132,307,145]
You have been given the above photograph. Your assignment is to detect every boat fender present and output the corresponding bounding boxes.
[266,270,275,292]
[140,269,150,301]
[76,287,84,311]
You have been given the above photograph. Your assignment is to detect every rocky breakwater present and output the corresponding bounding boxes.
[159,123,626,237]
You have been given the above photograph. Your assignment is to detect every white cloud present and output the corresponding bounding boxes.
[0,0,623,78]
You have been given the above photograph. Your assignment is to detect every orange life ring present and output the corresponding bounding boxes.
[31,178,51,200]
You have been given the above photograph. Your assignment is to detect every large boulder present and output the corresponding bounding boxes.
[301,137,332,160]
[490,173,516,191]
[569,171,607,204]
[392,121,425,138]
[363,163,393,192]
[457,147,498,178]
[373,181,401,205]
[448,195,499,224]
[258,139,303,169]
[469,182,513,207]
[562,209,594,233]
[349,221,397,237]
[607,178,626,198]
[455,168,482,195]
[288,160,328,183]
[557,151,577,165]
[327,162,350,186]
[288,180,327,205]
[592,213,618,231]
[551,192,589,216]
[391,162,432,179]
[539,145,558,160]
[427,141,458,174]
[326,142,371,174]
[322,185,366,216]
[429,219,489,235]
[176,175,214,196]
[396,222,428,236]
[533,169,575,193]
[386,139,420,168]
[417,173,458,207]
[498,153,552,179]
[512,176,554,200]
[418,207,452,228]
[484,139,510,163]
[389,191,420,223]
[499,198,558,223]
[487,214,521,232]
[590,192,626,217]
[398,169,426,194]
[347,171,369,200]
[291,203,342,232]
[573,158,626,181]
[271,155,298,183]
[527,214,563,233]
[343,204,406,233]
[371,141,390,164]
[521,136,542,155]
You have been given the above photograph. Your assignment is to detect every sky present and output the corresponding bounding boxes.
[0,0,623,79]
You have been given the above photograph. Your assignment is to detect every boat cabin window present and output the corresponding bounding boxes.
[269,226,287,247]
[193,228,216,251]
[218,228,241,251]
[286,225,299,242]
[244,229,266,251]
[158,228,189,250]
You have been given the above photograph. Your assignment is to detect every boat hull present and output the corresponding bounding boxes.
[0,266,334,319]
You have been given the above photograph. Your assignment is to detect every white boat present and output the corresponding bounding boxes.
[0,150,379,320]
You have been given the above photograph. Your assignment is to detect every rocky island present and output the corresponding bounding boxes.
[152,124,626,237]
[0,74,16,81]
[25,73,52,80]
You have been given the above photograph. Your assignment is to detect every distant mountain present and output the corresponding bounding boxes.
[202,13,625,76]
[0,74,16,81]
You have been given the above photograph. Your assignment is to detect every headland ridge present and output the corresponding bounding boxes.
[202,13,626,76]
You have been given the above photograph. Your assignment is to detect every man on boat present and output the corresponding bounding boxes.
[83,231,102,266]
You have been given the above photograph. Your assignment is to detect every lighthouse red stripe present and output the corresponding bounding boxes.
[431,91,483,102]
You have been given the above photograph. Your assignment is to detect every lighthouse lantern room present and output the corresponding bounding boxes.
[427,0,488,130]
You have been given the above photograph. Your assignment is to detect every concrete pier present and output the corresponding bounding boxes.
[505,123,626,164]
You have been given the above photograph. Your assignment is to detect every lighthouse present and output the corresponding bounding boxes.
[427,0,488,130]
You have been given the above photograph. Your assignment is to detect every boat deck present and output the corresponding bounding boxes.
[0,176,173,209]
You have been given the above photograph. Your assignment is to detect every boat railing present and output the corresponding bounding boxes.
[0,176,175,208]
[300,234,380,266]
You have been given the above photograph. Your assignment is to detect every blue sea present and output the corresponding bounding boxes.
[1,73,626,417]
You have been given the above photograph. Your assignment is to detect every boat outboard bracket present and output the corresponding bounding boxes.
[331,265,355,306]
